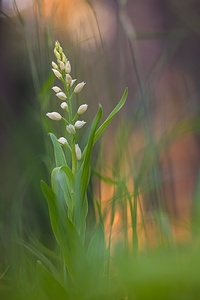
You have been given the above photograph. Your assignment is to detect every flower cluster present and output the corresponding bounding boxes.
[46,41,88,164]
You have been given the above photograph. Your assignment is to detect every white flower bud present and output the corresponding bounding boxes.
[75,144,81,160]
[66,74,72,85]
[54,49,61,60]
[56,92,67,101]
[77,104,88,115]
[74,82,86,93]
[58,137,68,145]
[52,86,62,93]
[52,69,62,79]
[59,60,65,71]
[60,102,68,110]
[65,61,71,73]
[66,124,76,134]
[52,61,58,69]
[75,120,86,129]
[70,79,77,87]
[46,112,62,121]
[62,54,67,64]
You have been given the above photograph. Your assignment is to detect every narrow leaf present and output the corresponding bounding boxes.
[93,87,128,145]
[87,223,106,286]
[51,167,73,216]
[37,261,70,300]
[49,133,67,167]
[41,180,88,294]
[81,104,103,196]
[73,105,102,238]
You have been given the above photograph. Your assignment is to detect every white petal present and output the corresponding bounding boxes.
[66,124,76,134]
[75,120,86,129]
[66,74,72,84]
[60,102,68,110]
[65,61,71,73]
[58,137,68,145]
[52,69,62,79]
[77,104,88,115]
[52,86,62,93]
[74,82,86,93]
[52,61,58,69]
[75,144,81,160]
[56,92,67,101]
[59,60,65,71]
[46,112,62,121]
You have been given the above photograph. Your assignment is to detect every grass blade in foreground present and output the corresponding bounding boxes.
[37,261,70,300]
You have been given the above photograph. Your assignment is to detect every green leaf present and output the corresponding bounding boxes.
[81,104,103,197]
[93,87,128,145]
[41,180,88,294]
[41,180,58,240]
[49,133,67,167]
[51,167,73,218]
[37,261,70,300]
[73,105,103,238]
[61,165,74,186]
[87,223,106,288]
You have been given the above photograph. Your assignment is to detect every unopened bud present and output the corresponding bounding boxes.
[77,104,88,115]
[65,61,71,73]
[46,112,62,121]
[60,102,68,110]
[62,54,67,64]
[54,49,61,60]
[66,124,76,134]
[66,74,72,85]
[59,60,65,71]
[52,69,62,79]
[56,92,67,101]
[74,82,86,93]
[52,61,58,69]
[75,120,86,129]
[71,79,77,87]
[58,137,68,145]
[52,86,62,93]
[75,144,82,160]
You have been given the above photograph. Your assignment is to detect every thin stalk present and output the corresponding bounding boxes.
[71,136,76,174]
[64,82,77,174]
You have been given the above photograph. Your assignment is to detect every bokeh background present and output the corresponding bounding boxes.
[1,0,200,286]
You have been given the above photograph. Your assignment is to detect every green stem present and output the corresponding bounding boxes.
[61,117,70,125]
[64,82,77,174]
[71,136,77,174]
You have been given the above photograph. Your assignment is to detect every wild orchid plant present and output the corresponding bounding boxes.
[40,41,128,298]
